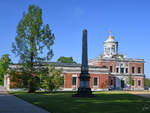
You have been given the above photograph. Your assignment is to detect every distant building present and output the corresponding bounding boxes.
[89,31,145,90]
[4,31,145,91]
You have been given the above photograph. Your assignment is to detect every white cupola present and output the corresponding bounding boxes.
[104,30,118,57]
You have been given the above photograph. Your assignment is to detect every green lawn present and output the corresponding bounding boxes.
[9,91,150,113]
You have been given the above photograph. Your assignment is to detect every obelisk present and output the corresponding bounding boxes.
[73,29,94,97]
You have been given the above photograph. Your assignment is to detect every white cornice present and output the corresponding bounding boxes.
[88,57,144,63]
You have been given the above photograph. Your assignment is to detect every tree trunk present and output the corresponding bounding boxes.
[28,37,36,93]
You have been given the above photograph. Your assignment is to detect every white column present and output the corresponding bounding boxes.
[4,74,6,88]
[4,74,10,91]
[7,75,10,90]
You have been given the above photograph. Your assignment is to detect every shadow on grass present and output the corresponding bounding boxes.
[10,92,150,113]
[35,91,76,94]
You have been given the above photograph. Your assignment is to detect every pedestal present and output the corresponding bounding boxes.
[72,75,95,98]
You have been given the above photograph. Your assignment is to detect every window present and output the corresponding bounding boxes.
[106,48,110,54]
[112,47,115,53]
[138,67,141,73]
[93,77,98,86]
[120,68,124,73]
[72,77,76,86]
[132,67,135,73]
[116,68,119,73]
[121,80,125,88]
[132,80,134,86]
[60,75,64,87]
[121,64,123,67]
[126,68,128,73]
[138,80,141,86]
[110,66,113,73]
[111,80,113,85]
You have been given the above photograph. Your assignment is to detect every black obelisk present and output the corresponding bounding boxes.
[73,29,94,97]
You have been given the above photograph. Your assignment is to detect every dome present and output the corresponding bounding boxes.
[105,30,116,42]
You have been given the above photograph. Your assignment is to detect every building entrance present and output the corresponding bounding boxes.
[121,80,125,88]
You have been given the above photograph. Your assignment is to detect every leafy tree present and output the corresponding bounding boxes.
[10,70,40,88]
[126,74,134,89]
[12,5,55,92]
[145,78,150,87]
[0,54,11,85]
[40,64,63,92]
[57,56,76,64]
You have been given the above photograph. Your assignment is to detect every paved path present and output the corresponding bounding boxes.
[128,91,150,99]
[0,85,8,95]
[0,86,50,113]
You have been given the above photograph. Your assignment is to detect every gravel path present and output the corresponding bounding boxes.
[128,91,150,99]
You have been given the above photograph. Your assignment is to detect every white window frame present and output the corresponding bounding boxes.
[126,68,128,74]
[93,77,98,88]
[60,74,65,88]
[72,74,78,88]
[131,79,135,87]
[138,67,141,74]
[138,79,141,87]
[116,67,119,73]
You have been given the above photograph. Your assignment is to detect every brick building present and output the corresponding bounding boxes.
[4,31,145,91]
[89,31,145,90]
[4,63,110,91]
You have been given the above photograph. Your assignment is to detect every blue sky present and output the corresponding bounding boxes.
[0,0,150,78]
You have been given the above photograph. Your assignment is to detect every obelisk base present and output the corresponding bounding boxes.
[72,88,95,98]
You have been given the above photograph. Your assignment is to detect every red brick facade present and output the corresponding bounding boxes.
[6,61,144,91]
[64,73,109,90]
[95,61,144,75]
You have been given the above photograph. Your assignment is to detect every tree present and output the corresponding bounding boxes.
[40,64,63,92]
[0,54,11,85]
[145,78,150,87]
[12,5,55,92]
[126,74,134,90]
[57,56,76,63]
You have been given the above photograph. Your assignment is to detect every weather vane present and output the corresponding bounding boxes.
[110,30,112,36]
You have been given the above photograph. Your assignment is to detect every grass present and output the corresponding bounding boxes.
[9,91,150,113]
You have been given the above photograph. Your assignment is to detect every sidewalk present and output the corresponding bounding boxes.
[0,85,8,95]
[0,86,50,113]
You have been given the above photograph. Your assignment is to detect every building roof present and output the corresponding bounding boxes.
[9,62,107,68]
[89,55,144,63]
[8,62,109,74]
